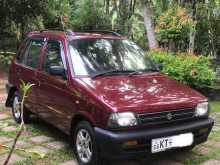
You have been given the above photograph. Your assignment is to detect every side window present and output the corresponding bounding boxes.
[16,38,31,63]
[25,38,44,68]
[43,40,64,73]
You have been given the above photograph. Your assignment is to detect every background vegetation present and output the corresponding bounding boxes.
[1,0,220,54]
[150,49,216,87]
[0,0,219,86]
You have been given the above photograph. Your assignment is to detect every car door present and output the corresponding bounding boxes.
[14,37,45,113]
[37,39,73,131]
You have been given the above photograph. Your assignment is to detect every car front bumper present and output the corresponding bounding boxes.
[95,118,214,159]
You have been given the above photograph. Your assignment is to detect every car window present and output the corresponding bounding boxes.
[69,39,157,76]
[43,40,64,74]
[25,38,44,68]
[16,38,31,63]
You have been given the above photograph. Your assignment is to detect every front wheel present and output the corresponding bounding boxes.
[73,121,101,165]
[12,92,30,124]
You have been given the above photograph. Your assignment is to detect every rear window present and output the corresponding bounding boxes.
[16,38,30,63]
[24,38,44,68]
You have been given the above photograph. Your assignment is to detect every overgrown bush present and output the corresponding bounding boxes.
[155,6,195,41]
[0,52,14,65]
[149,49,216,87]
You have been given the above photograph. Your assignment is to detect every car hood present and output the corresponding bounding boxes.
[76,73,207,113]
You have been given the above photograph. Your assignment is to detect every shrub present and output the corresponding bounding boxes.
[155,6,195,41]
[149,49,216,88]
[0,52,14,65]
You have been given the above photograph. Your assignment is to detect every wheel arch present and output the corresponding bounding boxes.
[5,85,18,107]
[70,113,95,135]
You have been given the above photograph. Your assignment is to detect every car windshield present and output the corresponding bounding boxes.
[69,38,157,76]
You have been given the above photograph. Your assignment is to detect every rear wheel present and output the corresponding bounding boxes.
[73,121,101,165]
[12,92,30,124]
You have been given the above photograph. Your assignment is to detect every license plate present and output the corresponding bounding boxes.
[151,133,193,153]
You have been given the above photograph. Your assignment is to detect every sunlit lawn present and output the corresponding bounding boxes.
[210,101,220,113]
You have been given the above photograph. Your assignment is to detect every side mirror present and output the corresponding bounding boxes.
[49,65,67,79]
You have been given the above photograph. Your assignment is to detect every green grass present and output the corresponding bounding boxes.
[0,129,17,138]
[184,155,210,165]
[183,147,220,165]
[26,124,47,137]
[209,130,220,140]
[182,101,220,164]
[0,101,220,165]
[210,101,220,113]
[13,149,74,165]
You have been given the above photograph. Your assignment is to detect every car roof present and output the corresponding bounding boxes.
[27,30,125,40]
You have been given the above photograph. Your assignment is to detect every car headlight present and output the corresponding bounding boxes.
[195,102,209,117]
[108,112,138,128]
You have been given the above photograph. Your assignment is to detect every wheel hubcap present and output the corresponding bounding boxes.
[13,96,21,119]
[76,129,93,163]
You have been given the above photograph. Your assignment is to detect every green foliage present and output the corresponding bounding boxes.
[195,1,220,56]
[0,0,220,57]
[128,12,148,49]
[44,0,71,28]
[70,0,110,30]
[20,80,35,100]
[155,5,195,41]
[149,50,216,87]
[0,0,47,45]
[0,52,14,66]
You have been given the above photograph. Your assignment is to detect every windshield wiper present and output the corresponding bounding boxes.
[92,68,159,78]
[92,70,135,78]
[128,68,159,76]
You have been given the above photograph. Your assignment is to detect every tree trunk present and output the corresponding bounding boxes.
[188,30,196,54]
[119,0,128,33]
[92,0,97,29]
[188,0,196,54]
[133,0,136,13]
[169,39,175,52]
[106,0,110,15]
[141,1,158,49]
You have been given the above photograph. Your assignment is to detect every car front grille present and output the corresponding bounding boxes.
[137,108,195,125]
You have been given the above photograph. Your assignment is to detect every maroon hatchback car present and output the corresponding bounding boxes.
[5,29,214,165]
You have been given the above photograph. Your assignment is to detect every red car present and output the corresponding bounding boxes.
[5,29,214,165]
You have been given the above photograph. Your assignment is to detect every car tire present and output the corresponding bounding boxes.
[12,91,30,124]
[73,121,102,165]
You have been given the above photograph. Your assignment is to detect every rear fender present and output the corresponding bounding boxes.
[5,83,17,107]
